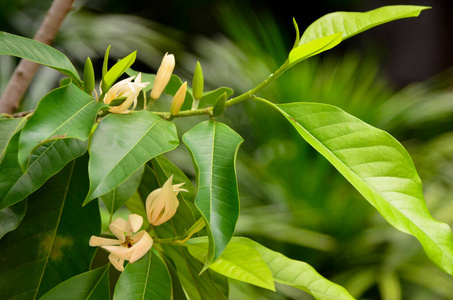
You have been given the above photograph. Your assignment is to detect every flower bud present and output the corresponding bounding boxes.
[151,53,175,100]
[192,61,204,100]
[170,82,187,116]
[83,57,95,94]
[146,175,187,226]
[212,92,227,117]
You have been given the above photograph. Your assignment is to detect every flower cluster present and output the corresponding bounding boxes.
[102,73,149,114]
[89,176,186,271]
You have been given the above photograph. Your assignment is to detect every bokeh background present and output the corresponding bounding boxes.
[1,0,453,299]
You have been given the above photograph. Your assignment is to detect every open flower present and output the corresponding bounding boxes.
[150,53,175,100]
[89,214,153,271]
[146,175,187,226]
[103,73,149,114]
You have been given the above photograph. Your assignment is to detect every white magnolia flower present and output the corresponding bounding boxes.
[103,73,149,114]
[146,175,187,226]
[89,214,153,271]
[150,53,175,100]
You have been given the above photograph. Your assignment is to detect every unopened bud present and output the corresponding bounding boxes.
[170,82,187,116]
[146,175,187,226]
[83,57,95,94]
[151,53,175,100]
[212,92,227,117]
[192,61,204,100]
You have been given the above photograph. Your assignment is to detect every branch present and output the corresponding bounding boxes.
[0,0,75,114]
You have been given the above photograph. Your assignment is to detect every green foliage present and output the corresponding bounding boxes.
[0,31,81,85]
[0,4,447,300]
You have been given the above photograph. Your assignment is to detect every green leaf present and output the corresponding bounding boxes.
[198,87,234,108]
[300,5,430,44]
[18,82,106,169]
[288,33,342,67]
[233,237,355,300]
[0,117,27,162]
[0,31,81,84]
[113,249,172,300]
[40,264,110,300]
[0,199,26,239]
[258,98,453,275]
[85,111,178,203]
[101,166,144,216]
[183,121,243,269]
[0,132,88,210]
[138,163,226,300]
[0,154,101,299]
[187,238,275,291]
[102,50,137,91]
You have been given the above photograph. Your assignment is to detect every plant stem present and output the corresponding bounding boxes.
[155,59,290,119]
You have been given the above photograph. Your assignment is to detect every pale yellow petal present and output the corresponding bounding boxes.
[109,217,131,242]
[102,245,133,261]
[89,235,121,247]
[128,214,143,233]
[109,253,125,272]
[129,231,153,263]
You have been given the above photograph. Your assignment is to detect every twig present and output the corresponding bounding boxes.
[0,0,75,114]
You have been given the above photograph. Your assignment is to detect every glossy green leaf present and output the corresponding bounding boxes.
[0,132,88,210]
[198,87,234,108]
[300,5,430,44]
[113,249,172,300]
[0,117,26,162]
[0,199,26,239]
[85,111,178,203]
[288,33,342,67]
[0,31,81,84]
[100,166,144,216]
[138,163,226,300]
[259,98,453,275]
[102,51,137,91]
[183,121,243,269]
[40,264,110,300]
[233,237,355,300]
[187,238,275,291]
[18,82,106,169]
[0,154,101,299]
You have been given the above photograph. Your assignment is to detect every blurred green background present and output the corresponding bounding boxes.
[2,0,453,299]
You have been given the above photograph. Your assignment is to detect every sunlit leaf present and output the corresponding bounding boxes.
[300,5,430,44]
[233,237,355,300]
[258,98,453,275]
[0,31,81,84]
[102,51,137,91]
[113,249,172,300]
[183,121,243,270]
[18,82,106,169]
[84,111,178,204]
[0,154,101,299]
[288,33,342,67]
[0,132,88,210]
[40,264,110,300]
[187,237,275,291]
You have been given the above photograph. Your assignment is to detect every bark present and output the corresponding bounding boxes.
[0,0,75,114]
